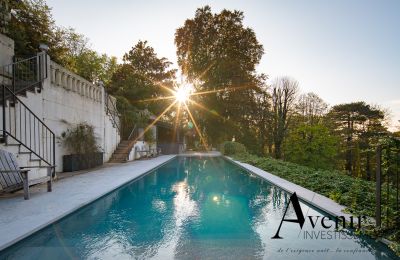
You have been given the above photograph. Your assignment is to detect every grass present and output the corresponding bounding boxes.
[230,152,400,255]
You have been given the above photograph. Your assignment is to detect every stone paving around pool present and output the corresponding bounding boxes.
[0,155,176,251]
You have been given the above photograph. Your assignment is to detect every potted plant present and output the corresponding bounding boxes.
[59,123,103,172]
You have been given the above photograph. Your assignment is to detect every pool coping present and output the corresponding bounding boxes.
[224,156,354,220]
[0,155,177,251]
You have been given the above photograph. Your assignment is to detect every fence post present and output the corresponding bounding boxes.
[376,145,382,227]
[2,85,6,142]
[53,134,56,178]
[12,56,16,93]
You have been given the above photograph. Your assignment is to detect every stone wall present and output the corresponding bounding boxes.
[0,33,13,66]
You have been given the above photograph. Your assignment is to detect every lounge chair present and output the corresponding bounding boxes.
[0,149,53,200]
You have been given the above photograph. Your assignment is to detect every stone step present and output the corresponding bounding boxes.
[113,150,129,154]
[116,146,130,149]
[109,158,127,163]
[111,154,128,159]
[117,144,131,148]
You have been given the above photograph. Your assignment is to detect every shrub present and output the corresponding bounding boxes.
[144,129,155,144]
[220,141,246,155]
[59,122,100,154]
[230,152,400,256]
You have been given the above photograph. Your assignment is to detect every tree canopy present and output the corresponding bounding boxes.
[3,1,395,183]
[6,0,116,84]
[109,41,176,138]
[175,6,264,145]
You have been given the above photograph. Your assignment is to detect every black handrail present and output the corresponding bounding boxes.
[1,85,55,175]
[127,125,137,141]
[105,92,120,134]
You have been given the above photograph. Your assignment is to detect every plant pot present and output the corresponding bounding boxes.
[63,152,103,172]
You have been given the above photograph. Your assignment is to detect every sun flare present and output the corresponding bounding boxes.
[175,86,190,103]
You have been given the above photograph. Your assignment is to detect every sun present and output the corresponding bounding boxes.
[175,85,190,103]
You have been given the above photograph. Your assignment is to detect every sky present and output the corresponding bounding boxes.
[46,0,400,130]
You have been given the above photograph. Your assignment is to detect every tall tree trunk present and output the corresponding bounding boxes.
[345,117,353,173]
[366,152,371,180]
[275,140,282,159]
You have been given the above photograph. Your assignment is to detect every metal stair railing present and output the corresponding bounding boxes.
[1,84,55,175]
[105,92,121,134]
[0,52,47,95]
[127,125,138,141]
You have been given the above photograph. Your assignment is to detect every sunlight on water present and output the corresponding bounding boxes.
[0,157,397,259]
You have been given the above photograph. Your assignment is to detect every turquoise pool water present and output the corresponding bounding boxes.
[0,157,398,259]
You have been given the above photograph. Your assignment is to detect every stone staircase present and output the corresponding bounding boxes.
[109,140,133,163]
[0,53,55,192]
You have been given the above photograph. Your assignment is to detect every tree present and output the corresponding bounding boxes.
[0,0,11,34]
[284,124,338,169]
[175,6,264,145]
[248,78,274,155]
[72,50,118,84]
[7,0,56,57]
[109,41,175,138]
[271,77,298,159]
[296,92,328,125]
[6,0,116,84]
[327,102,387,177]
[123,40,175,82]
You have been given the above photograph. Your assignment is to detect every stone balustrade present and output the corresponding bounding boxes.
[50,61,102,102]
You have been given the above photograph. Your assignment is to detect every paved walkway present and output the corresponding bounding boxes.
[0,155,176,251]
[226,157,354,220]
[179,151,221,157]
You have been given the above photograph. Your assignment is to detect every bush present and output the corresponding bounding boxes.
[231,152,400,256]
[59,122,100,154]
[220,141,246,155]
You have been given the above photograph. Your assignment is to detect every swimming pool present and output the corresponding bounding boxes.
[0,156,398,259]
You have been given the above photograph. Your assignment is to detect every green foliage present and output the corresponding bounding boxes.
[0,0,11,34]
[144,129,155,144]
[284,124,339,169]
[109,41,175,110]
[109,41,175,137]
[122,40,175,81]
[116,96,152,139]
[59,123,100,155]
[175,6,264,144]
[7,0,54,56]
[6,0,117,84]
[220,141,246,155]
[327,101,387,176]
[69,49,118,84]
[231,152,400,255]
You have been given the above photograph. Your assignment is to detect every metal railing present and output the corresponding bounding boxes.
[0,52,47,95]
[1,85,55,173]
[105,92,120,134]
[127,125,138,141]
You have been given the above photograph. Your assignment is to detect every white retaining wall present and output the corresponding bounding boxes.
[0,33,13,66]
[2,54,120,173]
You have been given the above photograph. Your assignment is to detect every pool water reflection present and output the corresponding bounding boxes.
[0,157,398,259]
